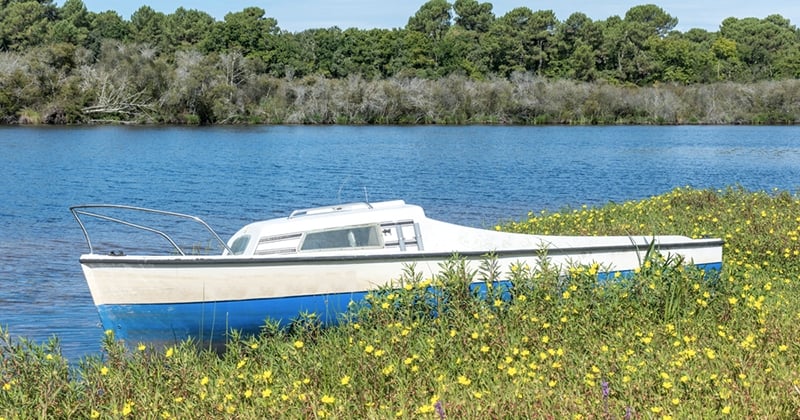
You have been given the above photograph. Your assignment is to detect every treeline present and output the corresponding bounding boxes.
[1,0,799,124]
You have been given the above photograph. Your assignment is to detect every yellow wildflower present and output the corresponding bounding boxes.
[121,402,133,416]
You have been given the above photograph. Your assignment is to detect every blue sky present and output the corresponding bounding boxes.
[69,0,799,33]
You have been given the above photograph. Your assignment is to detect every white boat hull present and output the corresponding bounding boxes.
[81,239,722,346]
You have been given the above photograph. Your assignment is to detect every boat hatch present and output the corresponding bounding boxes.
[289,202,373,218]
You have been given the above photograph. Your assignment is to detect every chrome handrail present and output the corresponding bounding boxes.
[70,204,233,255]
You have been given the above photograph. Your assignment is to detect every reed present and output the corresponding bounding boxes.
[2,186,800,418]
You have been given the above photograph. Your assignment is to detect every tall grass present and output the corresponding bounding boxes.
[2,186,800,418]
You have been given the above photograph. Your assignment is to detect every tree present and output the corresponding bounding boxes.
[649,34,715,83]
[483,8,557,76]
[86,11,130,54]
[0,1,57,51]
[453,0,493,33]
[130,6,167,47]
[624,4,677,39]
[406,0,452,41]
[47,0,90,45]
[719,15,800,79]
[595,5,677,84]
[709,36,745,81]
[550,12,602,80]
[292,27,343,77]
[166,8,215,50]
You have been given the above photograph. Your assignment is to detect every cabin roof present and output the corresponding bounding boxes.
[233,200,427,238]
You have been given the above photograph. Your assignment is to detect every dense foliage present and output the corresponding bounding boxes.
[1,0,799,124]
[2,187,800,418]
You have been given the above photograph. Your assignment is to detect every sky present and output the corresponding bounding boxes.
[68,0,799,33]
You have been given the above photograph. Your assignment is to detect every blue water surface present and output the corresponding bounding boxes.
[0,125,798,361]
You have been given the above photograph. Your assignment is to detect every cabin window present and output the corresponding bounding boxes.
[300,225,383,251]
[229,235,251,255]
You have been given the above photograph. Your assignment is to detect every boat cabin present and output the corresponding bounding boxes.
[225,200,426,256]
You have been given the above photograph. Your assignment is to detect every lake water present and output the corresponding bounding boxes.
[1,125,799,361]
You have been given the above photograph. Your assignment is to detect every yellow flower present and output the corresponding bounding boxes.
[321,395,335,404]
[382,364,395,376]
[417,405,434,414]
[137,343,146,351]
[165,347,174,358]
[728,297,738,305]
[200,376,209,385]
[721,406,732,415]
[340,375,351,386]
[121,402,133,416]
[294,340,304,349]
[457,375,472,386]
[100,366,109,376]
[261,388,273,398]
[90,410,100,418]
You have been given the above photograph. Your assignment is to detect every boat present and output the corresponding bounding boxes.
[71,200,723,347]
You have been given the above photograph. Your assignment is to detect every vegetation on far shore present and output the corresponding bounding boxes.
[1,1,799,125]
[2,186,800,418]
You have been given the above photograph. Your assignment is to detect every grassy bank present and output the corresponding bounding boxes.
[2,186,800,418]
